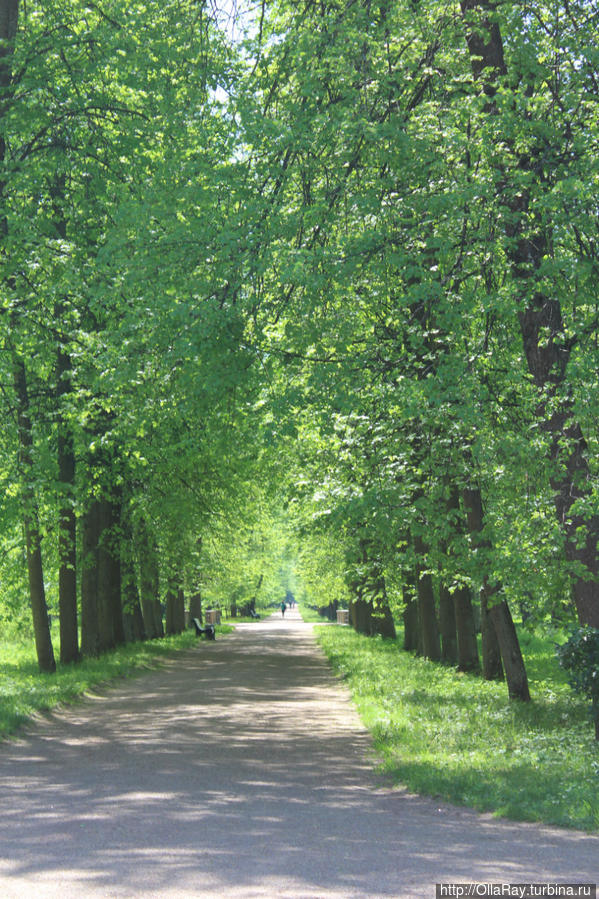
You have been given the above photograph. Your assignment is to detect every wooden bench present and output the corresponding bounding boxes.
[191,617,216,640]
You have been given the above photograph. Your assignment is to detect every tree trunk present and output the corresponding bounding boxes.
[351,597,372,635]
[461,484,503,679]
[402,568,419,651]
[12,355,56,673]
[176,587,186,633]
[444,487,479,671]
[165,577,180,635]
[488,600,531,701]
[190,590,203,624]
[137,517,163,639]
[96,496,124,651]
[50,171,79,665]
[462,485,530,698]
[121,511,145,643]
[80,499,100,657]
[480,584,504,682]
[371,578,396,639]
[453,585,480,673]
[414,535,441,661]
[439,582,457,664]
[403,593,419,651]
[56,345,79,663]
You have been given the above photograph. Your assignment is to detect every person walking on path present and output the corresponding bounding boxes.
[280,601,286,617]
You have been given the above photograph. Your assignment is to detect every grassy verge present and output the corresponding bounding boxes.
[298,603,330,623]
[315,624,599,831]
[0,625,233,741]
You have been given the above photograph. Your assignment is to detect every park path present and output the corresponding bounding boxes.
[0,609,597,899]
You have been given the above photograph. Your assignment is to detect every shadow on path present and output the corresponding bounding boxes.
[0,610,597,898]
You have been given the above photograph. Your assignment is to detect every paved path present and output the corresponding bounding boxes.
[0,610,597,898]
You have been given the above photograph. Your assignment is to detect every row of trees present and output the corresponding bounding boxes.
[2,0,599,726]
[0,0,279,668]
[246,0,599,704]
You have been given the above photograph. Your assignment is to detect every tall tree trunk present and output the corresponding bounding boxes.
[190,590,203,625]
[439,582,457,664]
[461,484,503,680]
[462,485,530,700]
[370,569,396,638]
[137,517,162,638]
[453,584,480,673]
[414,535,441,661]
[176,587,186,633]
[445,489,480,672]
[109,493,125,646]
[350,596,372,635]
[96,495,124,651]
[80,499,100,657]
[460,0,599,629]
[56,342,79,663]
[121,509,145,643]
[403,585,419,651]
[488,600,531,701]
[480,582,504,682]
[12,356,56,673]
[165,577,180,635]
[51,173,79,664]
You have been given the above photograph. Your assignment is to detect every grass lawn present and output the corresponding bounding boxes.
[0,624,233,740]
[312,619,599,831]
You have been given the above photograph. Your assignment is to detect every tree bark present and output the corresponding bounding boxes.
[56,343,79,663]
[414,535,441,661]
[50,172,79,665]
[165,577,181,635]
[12,356,56,673]
[480,582,504,682]
[488,600,531,701]
[453,584,480,673]
[96,496,124,651]
[350,596,372,635]
[371,596,396,639]
[462,485,531,699]
[80,499,100,657]
[137,518,163,638]
[403,590,419,651]
[190,590,203,624]
[121,510,145,643]
[445,489,480,672]
[176,587,186,633]
[439,582,457,664]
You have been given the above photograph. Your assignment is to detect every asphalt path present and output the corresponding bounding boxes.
[0,609,597,898]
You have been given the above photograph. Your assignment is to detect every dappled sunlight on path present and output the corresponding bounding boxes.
[0,609,597,897]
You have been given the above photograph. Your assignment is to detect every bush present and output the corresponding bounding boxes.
[556,626,599,740]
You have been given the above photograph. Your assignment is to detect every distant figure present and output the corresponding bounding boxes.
[281,601,286,618]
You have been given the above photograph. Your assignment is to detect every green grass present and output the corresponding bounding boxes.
[0,625,233,740]
[298,602,331,623]
[315,624,599,831]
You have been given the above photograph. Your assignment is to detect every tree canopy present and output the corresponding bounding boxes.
[1,0,599,728]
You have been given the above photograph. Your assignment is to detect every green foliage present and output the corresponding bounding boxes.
[557,627,599,733]
[317,624,599,831]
